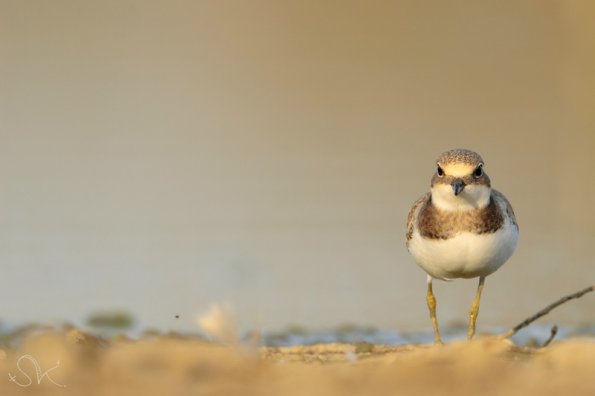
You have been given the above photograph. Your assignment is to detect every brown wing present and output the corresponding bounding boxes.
[406,193,430,244]
[491,189,518,228]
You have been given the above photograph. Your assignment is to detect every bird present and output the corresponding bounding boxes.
[406,149,519,343]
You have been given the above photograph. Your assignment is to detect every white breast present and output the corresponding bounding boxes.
[408,221,519,280]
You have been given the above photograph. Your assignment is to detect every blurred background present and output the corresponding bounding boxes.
[0,1,594,338]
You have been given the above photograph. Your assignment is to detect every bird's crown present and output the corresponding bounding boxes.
[436,149,483,167]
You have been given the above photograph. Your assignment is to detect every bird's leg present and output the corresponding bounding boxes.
[426,275,442,344]
[467,276,486,340]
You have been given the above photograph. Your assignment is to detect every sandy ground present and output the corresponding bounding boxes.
[0,331,594,396]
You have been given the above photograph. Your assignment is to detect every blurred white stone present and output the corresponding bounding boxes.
[196,304,240,345]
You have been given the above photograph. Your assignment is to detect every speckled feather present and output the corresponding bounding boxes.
[437,149,484,166]
[406,190,517,243]
[406,193,429,242]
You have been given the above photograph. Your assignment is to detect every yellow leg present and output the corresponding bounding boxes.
[426,275,442,344]
[467,276,486,340]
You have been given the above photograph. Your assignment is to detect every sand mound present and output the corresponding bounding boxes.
[0,331,593,396]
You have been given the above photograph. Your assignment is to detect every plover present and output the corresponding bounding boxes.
[406,149,518,343]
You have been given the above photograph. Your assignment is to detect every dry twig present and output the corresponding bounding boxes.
[502,285,594,339]
[541,325,558,347]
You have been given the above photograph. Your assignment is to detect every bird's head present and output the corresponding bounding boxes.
[430,149,491,211]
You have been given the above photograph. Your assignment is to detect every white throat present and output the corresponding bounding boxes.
[431,184,491,211]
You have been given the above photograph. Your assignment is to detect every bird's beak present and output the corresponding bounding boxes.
[451,180,465,196]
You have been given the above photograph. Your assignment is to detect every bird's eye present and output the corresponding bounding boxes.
[437,165,444,177]
[474,164,483,178]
